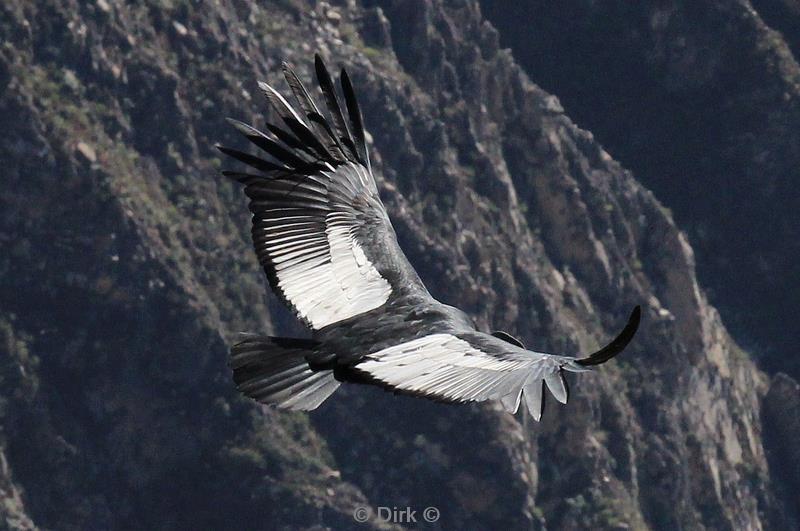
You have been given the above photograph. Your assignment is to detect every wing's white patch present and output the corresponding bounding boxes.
[264,207,392,330]
[247,159,396,330]
[357,333,564,407]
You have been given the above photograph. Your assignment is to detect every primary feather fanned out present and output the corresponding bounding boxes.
[218,54,400,331]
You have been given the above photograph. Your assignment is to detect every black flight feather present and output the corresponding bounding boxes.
[307,111,350,161]
[215,145,290,174]
[226,119,314,169]
[576,305,641,366]
[491,331,525,348]
[281,62,328,141]
[279,117,335,162]
[314,54,356,160]
[264,123,317,156]
[340,68,371,172]
[258,80,308,127]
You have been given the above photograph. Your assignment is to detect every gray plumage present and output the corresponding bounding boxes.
[217,54,641,420]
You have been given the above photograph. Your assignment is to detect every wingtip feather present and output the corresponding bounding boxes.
[544,370,569,404]
[256,79,272,92]
[576,305,642,367]
[524,381,545,421]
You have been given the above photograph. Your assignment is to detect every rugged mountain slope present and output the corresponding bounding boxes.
[480,2,800,521]
[481,0,800,380]
[0,0,786,529]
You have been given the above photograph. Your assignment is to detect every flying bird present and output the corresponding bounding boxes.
[217,55,640,420]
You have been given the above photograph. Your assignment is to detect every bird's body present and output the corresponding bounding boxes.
[314,296,473,363]
[218,55,640,420]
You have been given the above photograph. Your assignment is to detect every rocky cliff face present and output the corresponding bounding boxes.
[0,0,791,529]
[480,1,800,523]
[481,0,800,379]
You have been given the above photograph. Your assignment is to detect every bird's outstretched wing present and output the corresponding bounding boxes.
[218,56,429,330]
[354,306,641,420]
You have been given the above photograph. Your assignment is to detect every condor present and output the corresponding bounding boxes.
[217,55,640,420]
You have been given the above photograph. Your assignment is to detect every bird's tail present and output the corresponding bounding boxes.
[229,336,340,410]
